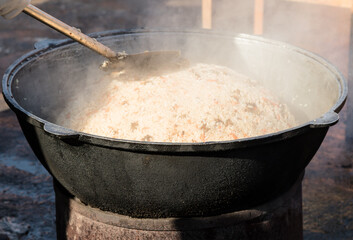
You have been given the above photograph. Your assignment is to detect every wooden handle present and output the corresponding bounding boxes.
[254,0,264,35]
[23,4,117,59]
[202,0,212,29]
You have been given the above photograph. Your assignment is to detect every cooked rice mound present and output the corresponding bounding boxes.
[58,63,297,142]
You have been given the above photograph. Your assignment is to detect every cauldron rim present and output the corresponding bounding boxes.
[2,29,347,153]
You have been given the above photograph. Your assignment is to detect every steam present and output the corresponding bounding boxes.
[11,0,344,137]
[130,0,348,77]
[57,1,342,126]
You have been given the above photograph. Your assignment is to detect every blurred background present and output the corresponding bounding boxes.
[0,0,352,239]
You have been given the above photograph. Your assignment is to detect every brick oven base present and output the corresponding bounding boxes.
[55,174,303,240]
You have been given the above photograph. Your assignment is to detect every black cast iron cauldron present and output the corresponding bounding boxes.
[2,29,347,218]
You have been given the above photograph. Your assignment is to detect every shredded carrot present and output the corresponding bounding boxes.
[230,133,238,140]
[200,133,206,141]
[207,79,218,83]
[231,100,238,105]
[262,97,279,107]
[86,110,97,116]
[105,97,112,105]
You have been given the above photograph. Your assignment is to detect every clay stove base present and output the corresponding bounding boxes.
[55,176,303,240]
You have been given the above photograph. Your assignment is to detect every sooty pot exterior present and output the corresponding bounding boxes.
[2,29,347,218]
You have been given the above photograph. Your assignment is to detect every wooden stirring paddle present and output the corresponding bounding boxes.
[23,4,183,71]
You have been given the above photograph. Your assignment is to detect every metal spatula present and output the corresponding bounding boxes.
[23,4,183,71]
